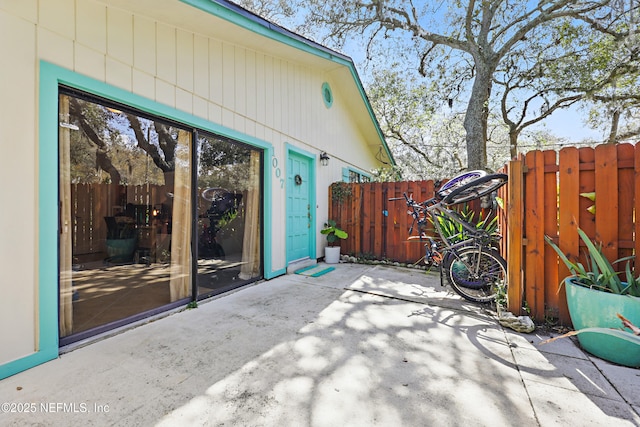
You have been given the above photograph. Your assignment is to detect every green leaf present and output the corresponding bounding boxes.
[576,228,623,292]
[580,192,596,202]
[545,235,580,275]
[334,229,348,239]
[321,219,348,244]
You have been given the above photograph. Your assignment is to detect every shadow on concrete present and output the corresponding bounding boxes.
[0,263,638,426]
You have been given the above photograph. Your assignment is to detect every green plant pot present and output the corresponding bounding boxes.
[574,328,640,368]
[565,277,640,329]
[565,277,640,367]
[106,238,137,261]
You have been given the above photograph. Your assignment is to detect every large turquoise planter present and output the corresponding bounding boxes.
[565,277,640,367]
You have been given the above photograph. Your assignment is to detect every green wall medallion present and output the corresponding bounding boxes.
[322,82,333,108]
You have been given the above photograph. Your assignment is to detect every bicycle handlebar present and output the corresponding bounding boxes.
[388,193,422,234]
[389,191,486,239]
[388,193,433,209]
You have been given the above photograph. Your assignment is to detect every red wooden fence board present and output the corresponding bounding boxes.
[617,144,634,257]
[578,147,596,238]
[595,144,618,262]
[505,160,523,314]
[557,147,580,324]
[525,150,546,320]
[543,150,560,319]
[328,179,500,265]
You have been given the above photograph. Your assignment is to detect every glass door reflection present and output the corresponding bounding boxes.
[196,133,263,296]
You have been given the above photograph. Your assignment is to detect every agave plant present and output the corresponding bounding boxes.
[434,206,499,245]
[545,228,640,297]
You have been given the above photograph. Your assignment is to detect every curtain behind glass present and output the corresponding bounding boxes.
[239,150,261,279]
[59,95,74,336]
[169,130,192,301]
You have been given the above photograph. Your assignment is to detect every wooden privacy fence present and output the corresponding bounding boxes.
[505,143,640,325]
[327,180,488,265]
[71,183,172,256]
[329,142,640,327]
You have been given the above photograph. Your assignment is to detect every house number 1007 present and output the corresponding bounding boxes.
[272,156,284,188]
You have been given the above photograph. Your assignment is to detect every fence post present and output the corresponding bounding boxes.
[524,150,547,321]
[507,157,524,315]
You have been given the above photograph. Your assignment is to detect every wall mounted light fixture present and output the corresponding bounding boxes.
[320,151,330,166]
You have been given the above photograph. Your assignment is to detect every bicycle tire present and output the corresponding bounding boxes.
[436,170,487,200]
[444,247,507,303]
[441,173,508,205]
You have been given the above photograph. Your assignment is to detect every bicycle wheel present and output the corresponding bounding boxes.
[445,247,507,303]
[440,173,508,205]
[436,170,487,200]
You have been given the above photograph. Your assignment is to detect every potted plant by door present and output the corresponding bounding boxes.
[321,220,348,264]
[545,228,640,367]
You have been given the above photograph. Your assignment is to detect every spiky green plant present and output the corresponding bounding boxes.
[545,228,640,297]
[434,207,499,245]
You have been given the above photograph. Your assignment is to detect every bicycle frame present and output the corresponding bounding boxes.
[399,193,493,250]
[431,204,495,251]
[389,171,508,303]
[391,192,498,286]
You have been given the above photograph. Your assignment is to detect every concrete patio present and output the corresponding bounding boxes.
[0,263,638,426]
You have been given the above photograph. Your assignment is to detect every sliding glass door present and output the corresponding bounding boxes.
[196,133,263,296]
[58,89,263,344]
[58,91,193,343]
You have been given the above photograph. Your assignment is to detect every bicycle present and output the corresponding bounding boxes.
[389,170,508,303]
[198,188,243,259]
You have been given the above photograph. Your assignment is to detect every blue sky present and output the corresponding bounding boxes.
[534,108,601,142]
[248,0,607,145]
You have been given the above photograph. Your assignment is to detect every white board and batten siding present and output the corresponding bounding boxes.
[0,0,385,369]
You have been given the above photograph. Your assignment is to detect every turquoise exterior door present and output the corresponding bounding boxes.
[286,151,313,263]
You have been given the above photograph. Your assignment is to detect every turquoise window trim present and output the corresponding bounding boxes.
[0,60,275,379]
[266,267,287,279]
[0,348,58,381]
[285,143,317,260]
[341,167,350,183]
[354,167,371,180]
[0,62,59,380]
[343,166,371,183]
[37,63,62,360]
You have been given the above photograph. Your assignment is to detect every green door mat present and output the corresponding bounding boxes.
[294,265,335,277]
